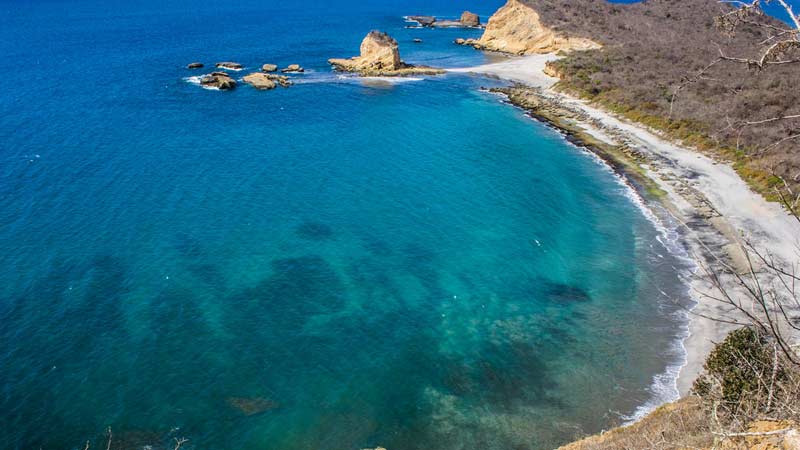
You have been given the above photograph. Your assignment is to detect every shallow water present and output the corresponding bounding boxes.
[0,1,693,449]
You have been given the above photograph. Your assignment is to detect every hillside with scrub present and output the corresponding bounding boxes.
[519,0,800,196]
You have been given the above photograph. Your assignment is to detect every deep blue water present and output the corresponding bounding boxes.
[1,1,695,449]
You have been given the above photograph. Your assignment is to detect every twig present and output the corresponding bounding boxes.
[174,437,189,450]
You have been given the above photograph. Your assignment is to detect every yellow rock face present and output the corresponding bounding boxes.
[329,31,401,72]
[475,0,601,54]
[328,31,444,76]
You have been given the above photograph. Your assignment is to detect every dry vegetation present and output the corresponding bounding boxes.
[559,328,800,450]
[530,0,800,196]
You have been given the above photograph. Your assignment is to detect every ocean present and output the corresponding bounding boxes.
[0,1,694,449]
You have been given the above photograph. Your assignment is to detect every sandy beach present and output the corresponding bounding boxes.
[449,55,800,397]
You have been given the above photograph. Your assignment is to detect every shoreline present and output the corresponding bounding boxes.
[448,55,800,406]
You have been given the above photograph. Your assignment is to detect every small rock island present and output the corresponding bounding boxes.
[215,61,243,70]
[200,71,237,90]
[242,71,293,90]
[328,31,444,77]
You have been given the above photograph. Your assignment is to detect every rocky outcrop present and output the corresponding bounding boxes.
[456,0,601,54]
[268,74,292,87]
[261,64,278,72]
[243,72,293,89]
[243,73,277,90]
[328,31,444,76]
[187,62,204,69]
[407,12,481,28]
[281,64,304,73]
[407,15,436,27]
[200,72,236,90]
[215,62,243,70]
[460,11,480,27]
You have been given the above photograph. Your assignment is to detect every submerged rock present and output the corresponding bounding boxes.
[215,61,243,70]
[281,64,304,73]
[200,72,236,90]
[226,397,279,416]
[328,30,444,77]
[186,62,204,69]
[243,72,277,90]
[261,63,278,72]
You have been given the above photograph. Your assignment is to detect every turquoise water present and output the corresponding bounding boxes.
[0,1,693,449]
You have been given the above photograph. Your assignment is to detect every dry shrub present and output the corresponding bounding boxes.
[557,397,713,450]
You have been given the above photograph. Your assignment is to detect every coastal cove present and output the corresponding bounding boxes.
[0,1,753,450]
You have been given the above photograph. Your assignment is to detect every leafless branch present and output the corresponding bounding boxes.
[173,437,189,450]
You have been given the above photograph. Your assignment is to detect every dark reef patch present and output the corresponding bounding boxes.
[187,262,227,291]
[172,232,206,258]
[362,237,393,257]
[294,221,334,241]
[543,281,592,303]
[229,255,347,335]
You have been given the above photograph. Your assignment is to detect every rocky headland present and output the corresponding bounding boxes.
[328,31,444,77]
[455,0,600,54]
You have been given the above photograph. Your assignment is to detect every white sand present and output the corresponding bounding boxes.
[448,54,560,89]
[450,55,800,396]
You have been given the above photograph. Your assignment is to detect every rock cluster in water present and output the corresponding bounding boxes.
[406,11,482,28]
[328,31,444,77]
[455,0,601,54]
[187,60,300,91]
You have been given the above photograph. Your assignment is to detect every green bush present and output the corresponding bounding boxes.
[694,327,778,405]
